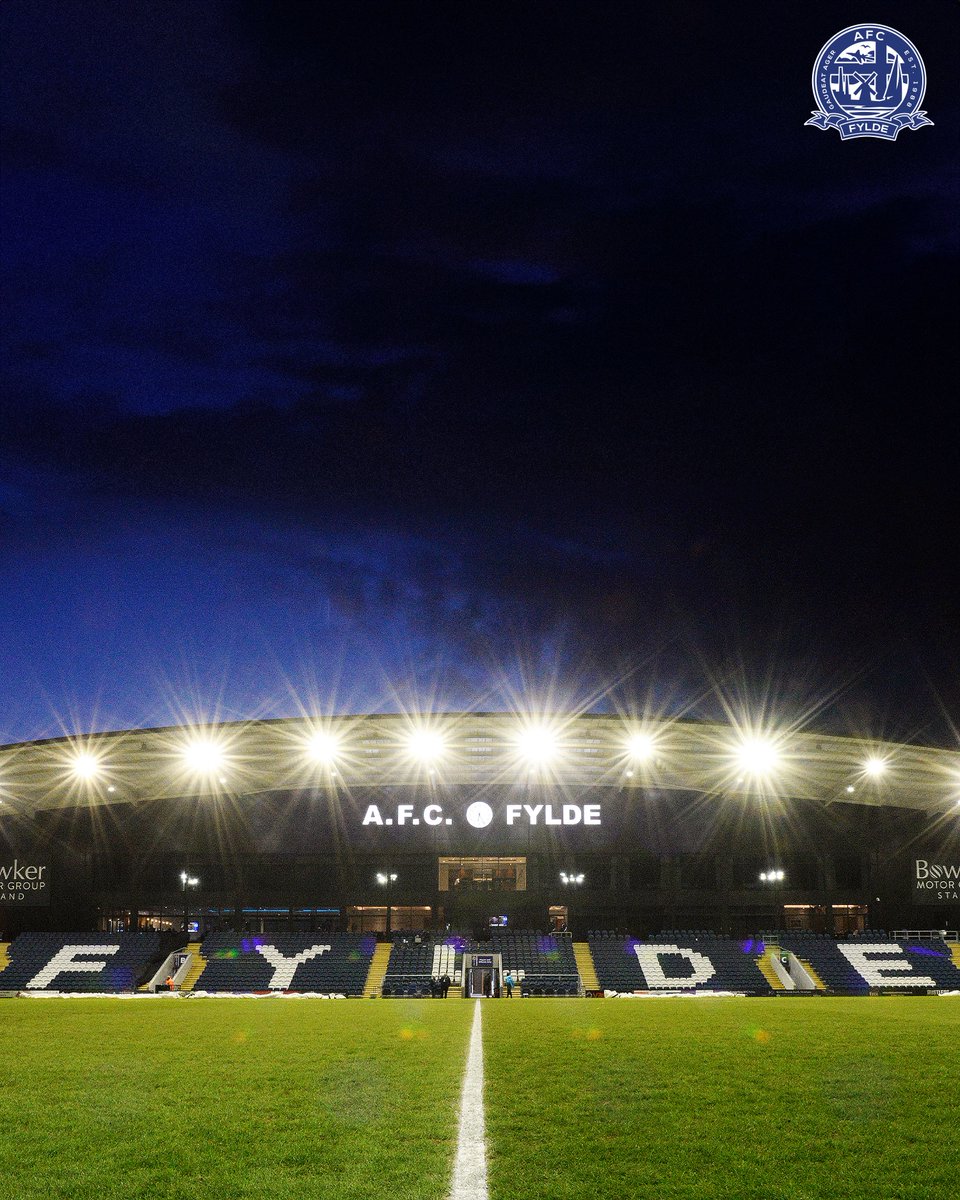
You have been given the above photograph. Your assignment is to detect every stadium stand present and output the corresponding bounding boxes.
[490,930,581,996]
[776,934,960,992]
[589,935,776,994]
[192,933,375,993]
[0,932,162,992]
[381,932,472,997]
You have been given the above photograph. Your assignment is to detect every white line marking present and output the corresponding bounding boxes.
[449,1001,489,1200]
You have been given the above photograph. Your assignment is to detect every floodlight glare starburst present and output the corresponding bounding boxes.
[734,736,781,778]
[307,730,340,764]
[626,732,656,761]
[863,756,888,778]
[70,753,102,781]
[182,740,225,775]
[517,723,560,765]
[406,727,446,763]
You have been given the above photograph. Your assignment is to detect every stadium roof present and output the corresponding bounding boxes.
[2,714,958,815]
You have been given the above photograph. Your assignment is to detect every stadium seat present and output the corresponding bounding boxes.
[589,935,776,994]
[778,936,960,993]
[490,930,581,996]
[192,933,376,993]
[381,932,473,997]
[0,932,162,992]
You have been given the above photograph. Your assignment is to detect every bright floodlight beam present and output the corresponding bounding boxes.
[182,740,225,775]
[626,732,656,760]
[406,727,446,763]
[734,736,781,777]
[70,753,102,781]
[517,724,559,765]
[307,730,340,764]
[863,756,888,778]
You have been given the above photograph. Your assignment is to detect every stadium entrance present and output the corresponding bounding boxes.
[462,951,503,998]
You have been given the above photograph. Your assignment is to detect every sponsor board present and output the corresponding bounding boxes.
[0,859,50,906]
[914,859,960,906]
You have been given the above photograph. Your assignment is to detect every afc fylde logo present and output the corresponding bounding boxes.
[362,802,601,828]
[806,25,932,140]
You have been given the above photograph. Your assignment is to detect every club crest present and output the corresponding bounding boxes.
[806,25,932,140]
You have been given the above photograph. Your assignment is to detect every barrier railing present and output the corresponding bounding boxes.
[891,930,958,942]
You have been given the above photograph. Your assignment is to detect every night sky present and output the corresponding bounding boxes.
[1,3,957,746]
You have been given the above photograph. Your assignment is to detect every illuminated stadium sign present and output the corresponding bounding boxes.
[0,859,50,906]
[361,801,601,828]
[914,859,960,905]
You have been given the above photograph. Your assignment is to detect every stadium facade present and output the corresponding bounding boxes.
[1,714,958,941]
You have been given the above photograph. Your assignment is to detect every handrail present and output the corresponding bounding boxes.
[891,929,958,942]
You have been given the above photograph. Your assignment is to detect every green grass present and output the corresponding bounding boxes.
[483,997,960,1200]
[3,997,958,1200]
[0,999,473,1200]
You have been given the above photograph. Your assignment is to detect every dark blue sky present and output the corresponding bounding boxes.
[1,2,957,745]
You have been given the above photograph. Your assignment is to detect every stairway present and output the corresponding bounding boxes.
[797,956,828,991]
[756,947,787,990]
[0,943,9,972]
[446,985,463,999]
[364,942,393,997]
[949,942,960,971]
[573,942,600,991]
[178,942,208,992]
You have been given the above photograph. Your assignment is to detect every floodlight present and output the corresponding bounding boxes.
[406,727,446,763]
[70,753,102,781]
[863,756,888,778]
[181,740,225,775]
[307,730,341,764]
[626,732,656,761]
[376,872,397,885]
[734,737,780,777]
[517,724,559,765]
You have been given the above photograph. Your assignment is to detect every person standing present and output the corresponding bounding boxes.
[440,972,451,998]
[504,970,515,998]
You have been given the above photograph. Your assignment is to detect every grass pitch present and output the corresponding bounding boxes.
[1,999,472,1200]
[2,996,957,1200]
[484,997,959,1200]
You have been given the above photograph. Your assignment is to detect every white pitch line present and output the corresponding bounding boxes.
[449,1001,489,1200]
